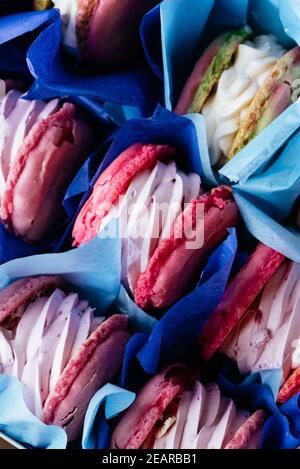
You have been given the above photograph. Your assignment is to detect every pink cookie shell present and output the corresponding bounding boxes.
[77,0,160,66]
[73,143,176,246]
[198,244,286,361]
[225,410,266,449]
[134,185,240,310]
[42,314,129,441]
[111,364,194,449]
[3,79,26,94]
[278,366,300,404]
[0,275,63,324]
[1,102,94,242]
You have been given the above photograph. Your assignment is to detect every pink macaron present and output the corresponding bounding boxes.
[111,364,266,449]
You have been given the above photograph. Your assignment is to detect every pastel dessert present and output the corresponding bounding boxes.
[50,0,159,67]
[198,243,286,360]
[111,364,266,449]
[296,199,300,230]
[197,243,300,404]
[0,275,130,441]
[73,143,240,310]
[34,0,53,9]
[0,84,94,242]
[175,28,300,166]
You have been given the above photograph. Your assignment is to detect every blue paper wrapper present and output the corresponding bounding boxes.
[71,107,240,350]
[138,228,238,374]
[0,1,33,16]
[79,104,204,186]
[215,358,300,449]
[82,384,135,450]
[0,235,155,448]
[65,106,261,448]
[0,375,67,449]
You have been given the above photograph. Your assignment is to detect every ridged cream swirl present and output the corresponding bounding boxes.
[100,161,202,293]
[0,289,102,418]
[222,261,300,380]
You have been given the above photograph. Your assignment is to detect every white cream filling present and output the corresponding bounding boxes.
[152,381,259,449]
[0,93,60,199]
[202,35,285,165]
[100,161,202,293]
[53,0,79,49]
[0,289,103,418]
[222,261,300,381]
